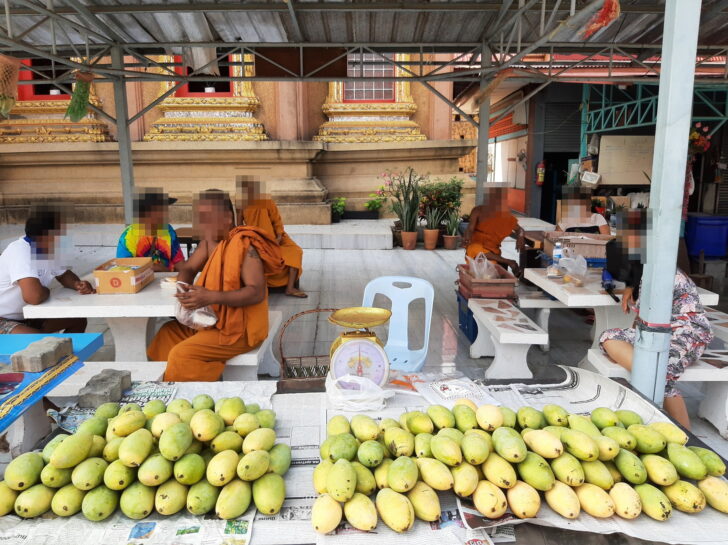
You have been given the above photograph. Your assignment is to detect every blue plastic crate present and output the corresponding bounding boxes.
[456,291,478,343]
[686,213,728,258]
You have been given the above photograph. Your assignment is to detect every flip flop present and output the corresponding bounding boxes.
[286,291,308,298]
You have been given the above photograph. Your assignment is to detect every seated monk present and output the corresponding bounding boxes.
[238,178,307,298]
[147,190,285,381]
[463,188,524,276]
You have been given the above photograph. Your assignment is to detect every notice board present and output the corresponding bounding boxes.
[598,135,654,185]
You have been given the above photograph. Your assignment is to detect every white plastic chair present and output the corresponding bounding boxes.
[362,276,434,373]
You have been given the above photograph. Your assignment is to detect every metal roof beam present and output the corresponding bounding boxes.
[63,0,134,43]
[11,0,112,44]
[283,0,304,43]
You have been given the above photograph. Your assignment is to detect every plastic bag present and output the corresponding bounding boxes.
[174,282,218,330]
[466,252,499,280]
[558,254,588,285]
[325,374,395,411]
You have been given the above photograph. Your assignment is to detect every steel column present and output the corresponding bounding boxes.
[580,83,589,158]
[475,45,492,206]
[111,47,135,226]
[630,0,701,404]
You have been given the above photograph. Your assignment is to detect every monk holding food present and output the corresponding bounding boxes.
[238,178,307,298]
[147,190,284,381]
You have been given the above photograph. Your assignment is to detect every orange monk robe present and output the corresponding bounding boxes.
[243,199,303,287]
[466,212,518,259]
[147,226,285,382]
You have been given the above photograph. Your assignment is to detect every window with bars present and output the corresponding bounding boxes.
[18,59,70,100]
[343,53,395,102]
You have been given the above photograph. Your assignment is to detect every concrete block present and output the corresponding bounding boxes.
[76,369,131,407]
[10,337,73,373]
[99,368,132,392]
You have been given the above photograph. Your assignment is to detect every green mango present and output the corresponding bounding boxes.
[95,403,120,420]
[387,456,419,493]
[211,431,243,454]
[355,439,383,467]
[155,480,188,516]
[604,460,623,484]
[426,405,455,429]
[104,459,137,490]
[688,446,726,476]
[542,426,566,439]
[187,480,220,515]
[461,433,490,465]
[567,414,602,438]
[581,460,615,490]
[614,449,648,484]
[650,422,688,445]
[14,484,54,518]
[245,403,261,414]
[384,428,415,457]
[379,418,401,433]
[327,415,350,436]
[190,409,224,442]
[234,413,261,437]
[50,433,93,469]
[218,397,246,426]
[237,450,270,481]
[142,399,167,419]
[137,453,173,486]
[242,428,277,454]
[628,425,667,454]
[560,429,599,461]
[662,480,706,513]
[351,415,380,441]
[207,450,239,486]
[550,452,585,487]
[327,459,357,502]
[71,457,109,490]
[517,452,555,491]
[430,435,462,466]
[252,473,285,515]
[452,405,478,433]
[88,435,107,458]
[42,434,69,463]
[174,453,206,485]
[492,427,528,463]
[120,481,155,519]
[634,483,672,521]
[82,485,118,521]
[177,408,196,425]
[499,407,518,428]
[313,459,334,494]
[215,479,252,519]
[40,464,72,488]
[594,435,620,462]
[616,409,643,427]
[167,398,192,415]
[256,409,277,429]
[451,462,479,497]
[159,422,194,461]
[111,411,146,437]
[351,461,377,495]
[119,403,142,414]
[0,482,17,516]
[78,416,108,437]
[192,394,215,411]
[667,443,708,480]
[437,428,464,445]
[641,454,679,486]
[51,484,85,516]
[542,404,569,427]
[268,443,292,475]
[590,407,620,429]
[119,428,154,467]
[102,437,124,463]
[414,433,433,458]
[344,491,378,530]
[5,452,44,490]
[601,426,637,450]
[403,412,434,435]
[517,407,546,430]
[376,488,415,532]
[374,459,393,489]
[481,452,517,489]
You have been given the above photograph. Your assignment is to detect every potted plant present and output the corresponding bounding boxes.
[459,213,470,236]
[443,210,461,250]
[423,207,445,250]
[386,168,423,250]
[331,197,346,223]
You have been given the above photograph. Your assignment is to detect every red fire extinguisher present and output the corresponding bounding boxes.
[536,160,546,186]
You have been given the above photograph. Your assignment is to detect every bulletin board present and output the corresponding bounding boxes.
[597,135,654,185]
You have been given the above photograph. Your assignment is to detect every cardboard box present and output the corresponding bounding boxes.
[93,258,154,294]
[543,232,614,259]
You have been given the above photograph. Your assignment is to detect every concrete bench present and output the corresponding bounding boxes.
[468,298,548,380]
[517,287,569,352]
[223,311,283,381]
[582,348,728,438]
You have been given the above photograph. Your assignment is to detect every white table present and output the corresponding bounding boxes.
[23,274,177,361]
[524,268,719,349]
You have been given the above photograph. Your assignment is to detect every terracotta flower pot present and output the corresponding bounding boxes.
[401,231,417,250]
[443,235,460,250]
[423,228,440,250]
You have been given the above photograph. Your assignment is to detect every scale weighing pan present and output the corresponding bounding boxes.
[328,307,392,329]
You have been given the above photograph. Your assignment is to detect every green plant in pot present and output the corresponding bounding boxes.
[423,207,445,250]
[331,197,346,223]
[386,168,423,250]
[443,210,461,250]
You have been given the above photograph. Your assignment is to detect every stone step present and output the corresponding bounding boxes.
[286,219,393,250]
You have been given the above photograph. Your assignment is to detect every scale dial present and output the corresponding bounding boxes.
[330,339,389,389]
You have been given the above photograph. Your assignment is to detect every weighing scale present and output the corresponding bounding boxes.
[328,307,391,388]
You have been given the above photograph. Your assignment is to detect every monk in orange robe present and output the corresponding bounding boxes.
[239,180,307,298]
[147,190,285,381]
[463,188,524,276]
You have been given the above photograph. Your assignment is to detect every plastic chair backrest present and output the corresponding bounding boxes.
[362,276,434,354]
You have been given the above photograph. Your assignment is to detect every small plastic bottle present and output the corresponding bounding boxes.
[552,241,563,266]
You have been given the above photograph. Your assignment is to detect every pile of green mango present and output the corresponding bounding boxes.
[0,395,290,522]
[312,401,728,534]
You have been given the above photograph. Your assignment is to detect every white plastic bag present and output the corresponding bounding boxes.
[175,282,218,330]
[466,252,499,280]
[325,374,395,411]
[558,254,588,285]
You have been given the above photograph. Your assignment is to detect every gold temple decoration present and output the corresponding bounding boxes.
[314,54,426,143]
[0,77,111,144]
[144,54,267,142]
[452,113,478,174]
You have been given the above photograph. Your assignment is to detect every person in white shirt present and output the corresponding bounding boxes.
[0,206,94,334]
[556,187,610,235]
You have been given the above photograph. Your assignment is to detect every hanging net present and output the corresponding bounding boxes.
[0,54,20,117]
